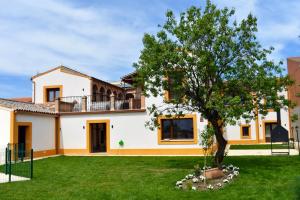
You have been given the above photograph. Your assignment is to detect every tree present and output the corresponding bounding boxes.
[134,0,293,167]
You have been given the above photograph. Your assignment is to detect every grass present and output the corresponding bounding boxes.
[0,156,299,200]
[230,144,291,150]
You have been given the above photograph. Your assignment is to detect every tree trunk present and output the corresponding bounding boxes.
[211,120,227,168]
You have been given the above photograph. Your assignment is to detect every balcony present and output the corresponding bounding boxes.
[55,94,145,113]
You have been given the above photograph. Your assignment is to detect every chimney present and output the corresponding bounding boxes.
[276,109,281,126]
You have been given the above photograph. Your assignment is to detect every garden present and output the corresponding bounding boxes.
[0,155,299,200]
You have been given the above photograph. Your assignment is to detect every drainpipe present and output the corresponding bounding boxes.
[276,109,281,126]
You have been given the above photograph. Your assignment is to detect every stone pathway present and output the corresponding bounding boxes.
[227,148,299,156]
[0,173,30,184]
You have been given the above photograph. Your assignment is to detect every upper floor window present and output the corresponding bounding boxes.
[165,73,184,102]
[240,125,251,139]
[46,88,60,102]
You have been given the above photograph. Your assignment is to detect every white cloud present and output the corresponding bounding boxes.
[0,0,299,84]
[214,0,300,63]
[0,0,158,80]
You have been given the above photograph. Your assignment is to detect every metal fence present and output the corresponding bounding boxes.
[0,143,33,183]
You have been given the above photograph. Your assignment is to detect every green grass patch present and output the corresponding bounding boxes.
[230,144,290,150]
[0,156,299,200]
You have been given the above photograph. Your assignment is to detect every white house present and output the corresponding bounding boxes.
[0,65,292,157]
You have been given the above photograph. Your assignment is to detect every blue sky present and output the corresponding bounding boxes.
[0,0,300,98]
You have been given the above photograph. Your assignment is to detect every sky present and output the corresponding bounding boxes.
[0,0,300,98]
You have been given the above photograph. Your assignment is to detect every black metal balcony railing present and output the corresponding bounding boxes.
[57,95,143,113]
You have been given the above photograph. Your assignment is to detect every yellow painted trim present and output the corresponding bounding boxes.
[55,117,60,154]
[109,148,208,155]
[10,111,16,144]
[262,120,277,143]
[15,122,32,153]
[58,146,217,155]
[157,114,198,145]
[164,90,170,102]
[43,85,63,103]
[255,109,260,143]
[33,149,56,158]
[227,140,259,145]
[86,120,110,153]
[240,124,251,139]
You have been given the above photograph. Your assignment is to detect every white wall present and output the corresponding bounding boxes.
[60,111,207,150]
[145,90,290,143]
[16,114,56,151]
[33,69,91,103]
[0,107,11,151]
[291,106,300,141]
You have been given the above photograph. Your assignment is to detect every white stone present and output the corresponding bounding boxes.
[223,179,229,183]
[207,184,214,189]
[182,178,186,182]
[199,175,206,181]
[233,171,239,176]
[227,174,234,180]
[222,169,228,173]
[192,186,197,190]
[176,181,183,186]
[192,177,199,183]
[188,174,194,179]
[216,183,222,187]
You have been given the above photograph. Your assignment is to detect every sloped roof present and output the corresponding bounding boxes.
[9,97,32,103]
[0,98,55,114]
[31,65,91,80]
[288,57,300,62]
[31,65,123,89]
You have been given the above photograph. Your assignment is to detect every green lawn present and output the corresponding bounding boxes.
[1,156,300,200]
[230,144,291,150]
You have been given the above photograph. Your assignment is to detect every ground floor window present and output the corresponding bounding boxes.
[158,114,197,144]
[161,118,194,140]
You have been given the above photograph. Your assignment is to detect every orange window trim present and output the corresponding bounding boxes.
[240,124,251,139]
[86,120,110,153]
[43,85,63,103]
[157,114,198,145]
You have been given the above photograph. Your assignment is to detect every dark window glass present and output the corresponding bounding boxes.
[242,126,250,137]
[47,88,60,102]
[161,118,194,140]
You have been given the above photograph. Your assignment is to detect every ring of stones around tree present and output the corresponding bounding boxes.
[175,165,240,191]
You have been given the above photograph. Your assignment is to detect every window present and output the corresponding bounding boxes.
[158,114,197,144]
[46,88,60,102]
[240,125,251,139]
[264,96,275,111]
[165,77,182,101]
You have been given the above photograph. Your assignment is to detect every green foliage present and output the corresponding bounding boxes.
[292,114,299,122]
[200,126,215,151]
[194,164,201,176]
[186,181,193,190]
[134,0,293,128]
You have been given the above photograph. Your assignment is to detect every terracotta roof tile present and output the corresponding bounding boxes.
[0,98,55,114]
